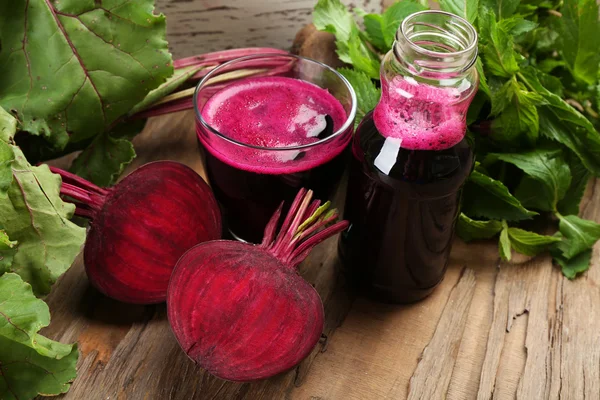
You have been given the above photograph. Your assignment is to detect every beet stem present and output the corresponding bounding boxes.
[270,188,308,252]
[189,59,291,81]
[281,207,335,257]
[296,212,338,244]
[287,221,350,267]
[272,190,312,257]
[296,201,331,236]
[74,205,96,219]
[60,183,104,211]
[130,97,195,120]
[261,202,284,248]
[173,48,289,69]
[131,60,295,121]
[303,200,321,224]
[49,166,109,195]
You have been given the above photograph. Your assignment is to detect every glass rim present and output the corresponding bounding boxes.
[398,10,478,58]
[193,53,358,152]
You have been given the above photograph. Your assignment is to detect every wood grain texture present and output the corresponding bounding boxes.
[408,268,476,400]
[295,182,600,400]
[38,1,600,398]
[157,0,383,58]
[41,116,600,400]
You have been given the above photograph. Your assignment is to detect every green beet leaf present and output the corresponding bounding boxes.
[338,68,381,127]
[476,58,491,97]
[597,79,600,113]
[68,118,145,186]
[313,0,355,41]
[0,336,79,400]
[515,175,555,212]
[0,110,85,294]
[537,59,567,75]
[539,109,600,176]
[554,248,593,279]
[0,273,71,357]
[479,9,520,78]
[520,68,596,132]
[1,146,85,295]
[461,170,537,221]
[537,71,564,97]
[0,142,14,199]
[489,78,514,116]
[439,0,478,24]
[313,0,356,63]
[557,153,590,215]
[490,149,571,211]
[499,17,537,36]
[489,79,545,145]
[0,273,78,400]
[0,0,172,149]
[363,13,387,52]
[520,68,600,175]
[532,26,560,53]
[0,231,17,274]
[558,0,600,86]
[555,214,600,259]
[467,92,488,124]
[0,139,13,197]
[481,0,520,20]
[490,93,540,145]
[380,0,427,48]
[0,108,17,197]
[499,224,512,261]
[363,0,426,53]
[348,26,381,79]
[70,131,136,187]
[507,227,561,256]
[129,64,206,117]
[456,213,503,242]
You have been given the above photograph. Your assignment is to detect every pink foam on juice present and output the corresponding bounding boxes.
[373,76,469,150]
[200,76,349,174]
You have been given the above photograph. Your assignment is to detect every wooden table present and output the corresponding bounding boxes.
[42,110,600,400]
[40,1,600,397]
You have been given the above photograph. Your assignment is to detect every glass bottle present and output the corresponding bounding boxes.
[339,10,479,303]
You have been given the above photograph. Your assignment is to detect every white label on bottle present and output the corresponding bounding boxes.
[374,137,402,175]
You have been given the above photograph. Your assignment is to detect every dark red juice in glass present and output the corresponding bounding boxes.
[339,11,479,303]
[195,56,356,243]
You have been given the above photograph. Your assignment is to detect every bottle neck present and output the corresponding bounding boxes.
[371,11,479,151]
[389,10,478,81]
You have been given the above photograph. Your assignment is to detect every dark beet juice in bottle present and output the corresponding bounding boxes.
[339,11,479,303]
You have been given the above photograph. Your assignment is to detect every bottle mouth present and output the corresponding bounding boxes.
[395,10,478,75]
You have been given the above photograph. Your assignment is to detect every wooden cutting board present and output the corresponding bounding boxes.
[41,110,600,400]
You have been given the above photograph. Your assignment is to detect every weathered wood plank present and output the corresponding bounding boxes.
[291,182,600,400]
[407,268,477,399]
[157,0,383,58]
[558,181,600,399]
[38,2,600,398]
[41,123,600,400]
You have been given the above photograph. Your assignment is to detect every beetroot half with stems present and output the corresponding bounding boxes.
[52,161,221,304]
[167,188,348,381]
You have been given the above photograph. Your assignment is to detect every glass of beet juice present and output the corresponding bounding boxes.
[194,54,356,243]
[339,11,479,303]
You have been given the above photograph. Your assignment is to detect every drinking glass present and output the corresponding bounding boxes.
[194,54,357,243]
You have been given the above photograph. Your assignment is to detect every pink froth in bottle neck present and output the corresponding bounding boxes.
[373,11,479,151]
